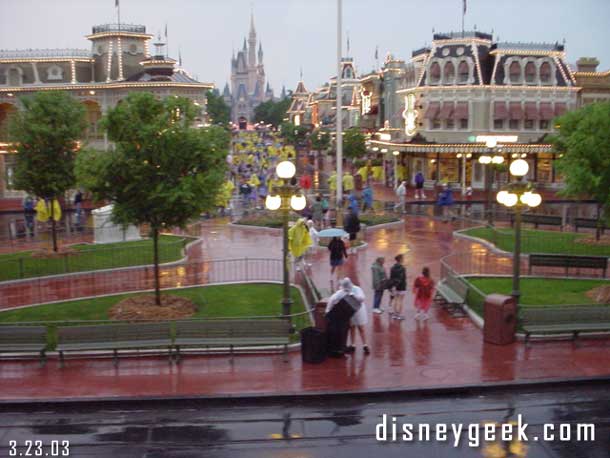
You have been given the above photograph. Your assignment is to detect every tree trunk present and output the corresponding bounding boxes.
[152,228,161,305]
[50,200,58,252]
[596,203,602,241]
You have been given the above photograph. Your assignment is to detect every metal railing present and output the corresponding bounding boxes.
[0,48,91,59]
[91,24,146,34]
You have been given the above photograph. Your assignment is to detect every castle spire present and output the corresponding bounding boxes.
[258,42,263,63]
[249,9,256,37]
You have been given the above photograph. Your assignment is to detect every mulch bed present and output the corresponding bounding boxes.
[108,294,198,321]
[30,247,78,258]
[576,235,610,246]
[585,285,610,305]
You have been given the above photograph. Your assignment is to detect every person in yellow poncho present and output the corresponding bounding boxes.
[357,165,368,183]
[35,198,62,222]
[328,172,337,192]
[288,218,312,271]
[343,172,354,193]
[267,177,284,194]
[215,179,235,215]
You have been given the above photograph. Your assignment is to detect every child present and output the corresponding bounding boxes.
[413,267,435,320]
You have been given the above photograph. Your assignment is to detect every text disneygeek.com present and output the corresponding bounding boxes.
[375,414,595,447]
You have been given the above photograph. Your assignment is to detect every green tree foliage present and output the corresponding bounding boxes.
[343,127,367,160]
[76,93,228,304]
[10,91,86,251]
[550,101,610,239]
[206,90,231,125]
[280,121,310,146]
[310,129,331,153]
[253,98,291,127]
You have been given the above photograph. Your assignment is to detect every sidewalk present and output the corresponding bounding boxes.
[1,217,609,402]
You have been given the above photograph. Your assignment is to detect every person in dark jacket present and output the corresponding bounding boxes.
[328,236,348,279]
[343,208,361,242]
[389,254,407,320]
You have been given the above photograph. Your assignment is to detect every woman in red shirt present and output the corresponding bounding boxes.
[413,267,435,320]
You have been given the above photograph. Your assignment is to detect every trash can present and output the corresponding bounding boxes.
[301,327,327,364]
[483,294,517,345]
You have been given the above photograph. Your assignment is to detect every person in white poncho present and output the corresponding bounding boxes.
[326,277,370,355]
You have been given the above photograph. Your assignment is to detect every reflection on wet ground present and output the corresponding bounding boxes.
[1,382,608,457]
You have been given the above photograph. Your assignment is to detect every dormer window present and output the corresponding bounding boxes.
[509,61,521,83]
[430,62,441,84]
[443,62,455,84]
[458,61,469,83]
[525,62,536,83]
[540,62,552,83]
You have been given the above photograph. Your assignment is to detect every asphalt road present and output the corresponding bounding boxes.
[1,382,609,458]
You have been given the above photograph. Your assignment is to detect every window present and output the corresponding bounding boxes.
[7,67,22,86]
[47,65,63,80]
[446,118,454,129]
[431,119,441,129]
[509,61,521,83]
[539,120,549,130]
[444,61,455,83]
[525,62,536,83]
[509,119,520,130]
[458,61,469,83]
[524,119,534,130]
[430,62,441,84]
[459,118,468,129]
[540,62,552,83]
[494,119,504,130]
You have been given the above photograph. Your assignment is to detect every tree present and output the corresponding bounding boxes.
[206,90,231,125]
[253,98,291,127]
[76,93,228,304]
[310,129,331,153]
[280,121,309,146]
[10,91,86,252]
[343,127,367,160]
[550,101,610,240]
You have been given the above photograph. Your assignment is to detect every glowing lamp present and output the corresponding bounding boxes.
[265,195,281,211]
[392,150,400,156]
[509,159,529,177]
[276,161,296,179]
[527,192,542,208]
[290,194,307,211]
[485,138,498,148]
[504,193,518,207]
[496,190,509,205]
[478,155,492,165]
[492,155,504,164]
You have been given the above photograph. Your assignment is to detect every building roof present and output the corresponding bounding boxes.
[294,80,308,95]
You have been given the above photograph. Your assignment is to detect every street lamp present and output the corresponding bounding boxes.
[478,138,505,225]
[496,159,542,305]
[265,160,305,320]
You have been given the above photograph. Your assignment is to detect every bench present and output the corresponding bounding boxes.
[521,306,610,345]
[510,213,562,229]
[173,319,291,363]
[434,274,469,316]
[528,253,608,277]
[574,218,608,234]
[56,322,172,367]
[0,326,47,366]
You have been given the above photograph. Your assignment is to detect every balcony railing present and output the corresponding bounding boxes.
[0,49,91,59]
[91,24,146,34]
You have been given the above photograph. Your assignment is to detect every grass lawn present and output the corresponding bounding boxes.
[465,277,610,317]
[461,227,610,256]
[0,284,307,348]
[0,283,305,323]
[0,234,191,282]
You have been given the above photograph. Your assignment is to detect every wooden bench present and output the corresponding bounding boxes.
[528,253,608,277]
[511,213,562,229]
[56,322,172,367]
[521,306,610,345]
[434,274,469,316]
[173,319,291,363]
[574,218,608,234]
[0,326,47,366]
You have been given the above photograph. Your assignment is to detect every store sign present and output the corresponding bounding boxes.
[475,135,519,143]
[361,89,372,115]
[402,93,418,137]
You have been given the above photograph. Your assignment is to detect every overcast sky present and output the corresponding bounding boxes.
[1,0,609,94]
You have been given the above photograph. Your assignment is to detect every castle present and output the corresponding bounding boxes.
[223,13,274,125]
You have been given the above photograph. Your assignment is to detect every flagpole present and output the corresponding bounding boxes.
[462,0,466,36]
[336,0,343,227]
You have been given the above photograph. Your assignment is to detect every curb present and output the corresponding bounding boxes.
[2,375,609,407]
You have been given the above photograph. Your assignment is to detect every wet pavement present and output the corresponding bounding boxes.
[1,381,609,457]
[1,216,609,402]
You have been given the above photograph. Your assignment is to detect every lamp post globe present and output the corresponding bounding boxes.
[290,194,307,211]
[496,190,509,205]
[276,161,296,179]
[265,194,282,211]
[504,193,518,207]
[509,159,529,177]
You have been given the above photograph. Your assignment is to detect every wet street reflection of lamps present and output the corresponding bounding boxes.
[496,159,542,305]
[479,138,504,225]
[265,161,306,319]
[392,150,400,189]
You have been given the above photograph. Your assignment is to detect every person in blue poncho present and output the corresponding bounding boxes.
[437,183,455,222]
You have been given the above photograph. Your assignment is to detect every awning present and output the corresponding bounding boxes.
[438,102,454,120]
[493,102,508,120]
[424,102,440,119]
[453,102,469,120]
[509,102,523,120]
[539,102,554,120]
[525,102,539,120]
[555,103,567,116]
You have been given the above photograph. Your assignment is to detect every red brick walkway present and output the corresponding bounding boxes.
[0,217,609,401]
